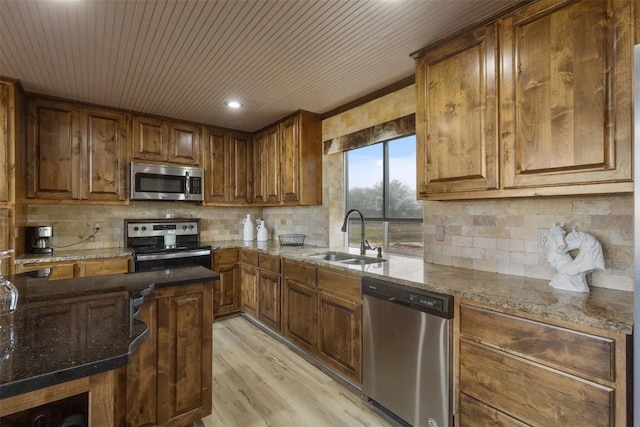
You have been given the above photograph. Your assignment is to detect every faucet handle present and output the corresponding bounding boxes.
[365,240,383,258]
[364,240,373,251]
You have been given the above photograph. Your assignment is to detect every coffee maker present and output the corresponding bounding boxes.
[26,226,54,254]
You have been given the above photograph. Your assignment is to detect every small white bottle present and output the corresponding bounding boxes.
[242,214,254,241]
[257,219,269,242]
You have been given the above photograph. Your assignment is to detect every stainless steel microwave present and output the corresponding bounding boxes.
[130,162,204,201]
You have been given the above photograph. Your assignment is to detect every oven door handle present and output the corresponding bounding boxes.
[135,249,211,262]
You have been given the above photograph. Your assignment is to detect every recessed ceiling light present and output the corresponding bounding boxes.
[225,101,242,109]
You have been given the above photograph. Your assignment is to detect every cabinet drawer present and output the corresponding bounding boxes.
[283,260,316,286]
[239,250,258,266]
[460,304,614,381]
[258,253,281,274]
[82,257,130,276]
[317,268,360,301]
[213,249,238,266]
[459,339,614,426]
[459,393,527,427]
[18,262,76,280]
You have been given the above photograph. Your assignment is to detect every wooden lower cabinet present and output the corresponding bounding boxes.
[239,249,259,318]
[457,300,631,426]
[316,267,362,384]
[237,252,283,333]
[213,249,240,318]
[257,270,281,331]
[283,260,318,354]
[317,290,362,383]
[126,281,213,427]
[15,256,130,280]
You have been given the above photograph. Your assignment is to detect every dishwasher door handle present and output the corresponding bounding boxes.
[387,297,412,308]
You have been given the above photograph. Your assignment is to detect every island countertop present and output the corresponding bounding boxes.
[0,266,219,399]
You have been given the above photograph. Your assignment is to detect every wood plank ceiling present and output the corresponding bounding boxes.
[0,0,520,132]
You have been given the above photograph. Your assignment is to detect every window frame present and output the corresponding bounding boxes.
[344,134,423,256]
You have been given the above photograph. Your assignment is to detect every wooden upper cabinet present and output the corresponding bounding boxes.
[26,98,81,200]
[414,0,633,200]
[0,83,9,204]
[82,107,128,201]
[280,112,322,205]
[252,111,321,206]
[26,97,128,203]
[253,125,280,204]
[132,115,167,163]
[499,0,632,191]
[170,121,200,165]
[229,132,252,204]
[204,129,251,205]
[204,128,228,203]
[415,25,498,197]
[132,114,200,165]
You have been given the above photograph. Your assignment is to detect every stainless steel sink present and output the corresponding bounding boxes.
[307,251,386,265]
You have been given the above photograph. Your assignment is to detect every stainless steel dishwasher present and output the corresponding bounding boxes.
[362,277,453,427]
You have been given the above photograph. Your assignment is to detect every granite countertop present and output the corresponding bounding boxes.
[207,240,633,335]
[15,248,133,264]
[0,266,219,399]
[15,241,634,335]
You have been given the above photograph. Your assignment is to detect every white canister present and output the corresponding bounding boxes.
[242,214,255,241]
[257,220,269,242]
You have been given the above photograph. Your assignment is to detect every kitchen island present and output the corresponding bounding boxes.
[0,265,218,426]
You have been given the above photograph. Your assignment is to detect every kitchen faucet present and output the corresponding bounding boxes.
[341,209,371,256]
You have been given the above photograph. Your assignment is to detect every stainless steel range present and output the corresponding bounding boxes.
[125,218,212,272]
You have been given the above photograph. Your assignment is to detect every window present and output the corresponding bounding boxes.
[345,135,423,256]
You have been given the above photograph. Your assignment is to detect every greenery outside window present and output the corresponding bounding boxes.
[345,135,423,256]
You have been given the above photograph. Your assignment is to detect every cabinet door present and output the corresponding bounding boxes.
[126,297,159,427]
[0,83,9,203]
[26,98,81,199]
[169,121,201,165]
[156,284,213,425]
[240,264,258,317]
[415,25,498,197]
[257,270,281,331]
[205,128,229,203]
[283,279,317,354]
[280,116,300,203]
[213,264,240,318]
[82,108,128,201]
[132,115,168,162]
[500,0,632,190]
[229,132,252,204]
[253,126,280,204]
[318,291,362,383]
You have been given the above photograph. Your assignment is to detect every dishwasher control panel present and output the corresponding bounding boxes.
[362,277,453,318]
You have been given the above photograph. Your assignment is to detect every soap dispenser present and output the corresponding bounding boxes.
[242,214,254,241]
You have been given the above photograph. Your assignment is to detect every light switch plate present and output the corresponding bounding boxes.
[435,225,445,241]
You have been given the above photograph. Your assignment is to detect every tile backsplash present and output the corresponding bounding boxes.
[423,195,633,292]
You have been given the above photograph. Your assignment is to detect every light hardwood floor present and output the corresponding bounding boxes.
[197,316,394,427]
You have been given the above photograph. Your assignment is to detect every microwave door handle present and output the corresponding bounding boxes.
[185,171,190,198]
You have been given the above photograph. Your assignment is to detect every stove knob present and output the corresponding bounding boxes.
[183,225,188,230]
[133,226,139,231]
[142,226,147,231]
[189,225,194,229]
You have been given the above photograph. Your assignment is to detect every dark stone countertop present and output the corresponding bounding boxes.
[0,266,219,399]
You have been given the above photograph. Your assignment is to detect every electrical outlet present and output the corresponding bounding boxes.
[94,223,101,231]
[537,228,549,247]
